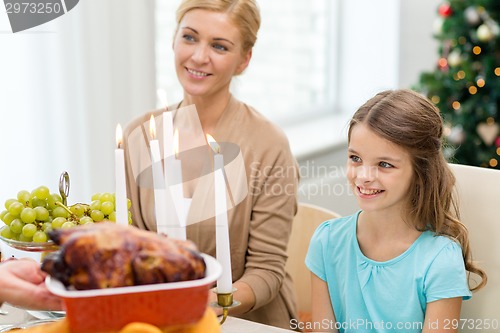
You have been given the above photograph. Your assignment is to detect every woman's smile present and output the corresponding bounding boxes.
[185,67,211,78]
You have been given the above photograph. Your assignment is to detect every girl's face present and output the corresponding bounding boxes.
[173,9,251,99]
[347,123,414,215]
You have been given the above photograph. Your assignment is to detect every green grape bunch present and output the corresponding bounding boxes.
[0,186,132,243]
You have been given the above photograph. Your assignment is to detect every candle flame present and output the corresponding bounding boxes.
[116,124,123,148]
[174,128,180,158]
[149,115,157,139]
[206,134,221,154]
[156,88,169,111]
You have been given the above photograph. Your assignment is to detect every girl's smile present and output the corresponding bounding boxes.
[356,186,385,197]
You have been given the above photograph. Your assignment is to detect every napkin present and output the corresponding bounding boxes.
[9,308,220,333]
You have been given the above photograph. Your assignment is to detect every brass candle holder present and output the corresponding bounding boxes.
[211,288,240,325]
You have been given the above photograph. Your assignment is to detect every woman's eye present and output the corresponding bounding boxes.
[182,34,195,42]
[349,155,361,163]
[213,44,228,51]
[379,161,393,168]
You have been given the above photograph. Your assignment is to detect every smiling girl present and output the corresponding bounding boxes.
[306,89,487,333]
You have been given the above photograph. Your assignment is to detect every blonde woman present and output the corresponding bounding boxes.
[123,0,299,329]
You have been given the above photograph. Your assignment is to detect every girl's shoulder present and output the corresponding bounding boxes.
[414,231,464,265]
[313,211,359,239]
[418,231,463,250]
[322,210,358,227]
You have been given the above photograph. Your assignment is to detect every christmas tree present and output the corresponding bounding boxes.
[414,0,500,169]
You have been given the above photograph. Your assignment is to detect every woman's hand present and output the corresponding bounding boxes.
[207,281,256,317]
[0,258,63,310]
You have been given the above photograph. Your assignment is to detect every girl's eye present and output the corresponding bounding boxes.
[212,44,228,51]
[349,155,361,163]
[379,161,393,168]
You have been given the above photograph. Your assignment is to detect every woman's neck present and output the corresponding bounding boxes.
[182,92,231,134]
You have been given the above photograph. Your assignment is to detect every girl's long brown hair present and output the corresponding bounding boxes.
[348,89,487,291]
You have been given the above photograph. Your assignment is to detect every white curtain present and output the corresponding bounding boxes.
[0,0,156,204]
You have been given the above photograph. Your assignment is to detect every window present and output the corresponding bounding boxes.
[155,0,338,124]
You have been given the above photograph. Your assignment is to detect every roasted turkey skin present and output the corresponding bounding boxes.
[41,223,206,290]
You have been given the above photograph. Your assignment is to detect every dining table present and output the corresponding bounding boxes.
[0,303,295,333]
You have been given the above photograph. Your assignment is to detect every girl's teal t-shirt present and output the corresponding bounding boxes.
[305,211,472,333]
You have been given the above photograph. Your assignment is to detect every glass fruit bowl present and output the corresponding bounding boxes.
[0,226,58,252]
[0,318,59,332]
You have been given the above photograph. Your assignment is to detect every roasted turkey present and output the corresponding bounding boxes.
[41,223,206,290]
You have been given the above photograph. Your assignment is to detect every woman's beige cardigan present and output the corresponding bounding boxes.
[122,96,299,329]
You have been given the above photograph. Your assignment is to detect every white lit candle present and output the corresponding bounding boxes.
[207,134,232,293]
[149,115,168,234]
[158,89,173,162]
[166,129,187,240]
[114,124,128,225]
[163,111,174,162]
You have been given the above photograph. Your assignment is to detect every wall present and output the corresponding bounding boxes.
[399,0,441,88]
[298,146,356,216]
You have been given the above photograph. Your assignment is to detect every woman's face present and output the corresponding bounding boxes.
[173,9,251,99]
[346,123,414,215]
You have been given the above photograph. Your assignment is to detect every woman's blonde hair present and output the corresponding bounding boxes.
[175,0,261,54]
[348,89,487,291]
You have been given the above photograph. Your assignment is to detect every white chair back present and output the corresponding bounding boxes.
[449,163,500,328]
